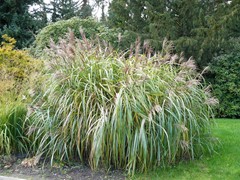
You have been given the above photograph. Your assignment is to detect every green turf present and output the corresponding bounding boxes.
[133,119,240,180]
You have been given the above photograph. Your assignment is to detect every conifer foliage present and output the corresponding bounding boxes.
[108,0,240,68]
[0,0,46,48]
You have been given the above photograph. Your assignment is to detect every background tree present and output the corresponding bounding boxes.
[30,0,48,30]
[79,0,92,18]
[50,0,92,22]
[0,0,47,48]
[108,0,240,69]
[108,0,148,34]
[50,0,80,22]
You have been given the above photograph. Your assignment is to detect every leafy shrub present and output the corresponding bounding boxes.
[0,34,40,96]
[33,17,138,56]
[209,40,240,118]
[34,17,107,51]
[28,32,218,174]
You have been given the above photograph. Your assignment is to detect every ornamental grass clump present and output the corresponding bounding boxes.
[28,31,218,174]
[0,101,28,155]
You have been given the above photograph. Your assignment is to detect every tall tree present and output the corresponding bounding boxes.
[50,0,92,22]
[108,0,240,68]
[50,0,79,22]
[108,0,148,33]
[79,0,92,18]
[0,0,47,48]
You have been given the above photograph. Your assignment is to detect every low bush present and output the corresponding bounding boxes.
[28,32,218,174]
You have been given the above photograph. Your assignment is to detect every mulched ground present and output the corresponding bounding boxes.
[0,156,126,180]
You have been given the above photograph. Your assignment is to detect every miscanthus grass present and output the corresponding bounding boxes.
[28,30,218,175]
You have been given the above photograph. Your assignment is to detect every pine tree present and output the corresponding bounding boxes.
[108,0,148,33]
[50,0,79,22]
[0,0,46,48]
[50,0,92,22]
[79,0,92,18]
[109,0,240,68]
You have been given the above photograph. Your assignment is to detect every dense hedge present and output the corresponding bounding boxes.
[34,17,103,50]
[33,17,138,55]
[210,51,240,118]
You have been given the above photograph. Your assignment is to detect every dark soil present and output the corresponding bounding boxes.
[0,156,126,180]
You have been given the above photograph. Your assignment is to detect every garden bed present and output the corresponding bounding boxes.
[0,156,125,180]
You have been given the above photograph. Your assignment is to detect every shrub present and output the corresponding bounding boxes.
[32,17,138,56]
[209,40,240,118]
[0,34,40,96]
[34,17,107,51]
[28,32,218,174]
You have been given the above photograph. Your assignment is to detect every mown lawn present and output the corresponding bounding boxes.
[134,119,240,180]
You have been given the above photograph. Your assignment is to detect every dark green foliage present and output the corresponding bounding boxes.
[108,0,240,69]
[209,39,240,118]
[79,0,92,19]
[49,0,92,22]
[0,0,94,48]
[34,17,103,51]
[33,17,138,54]
[108,0,148,33]
[0,0,47,48]
[50,0,79,22]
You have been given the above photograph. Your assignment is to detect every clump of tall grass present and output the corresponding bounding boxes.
[28,31,218,174]
[0,99,28,155]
